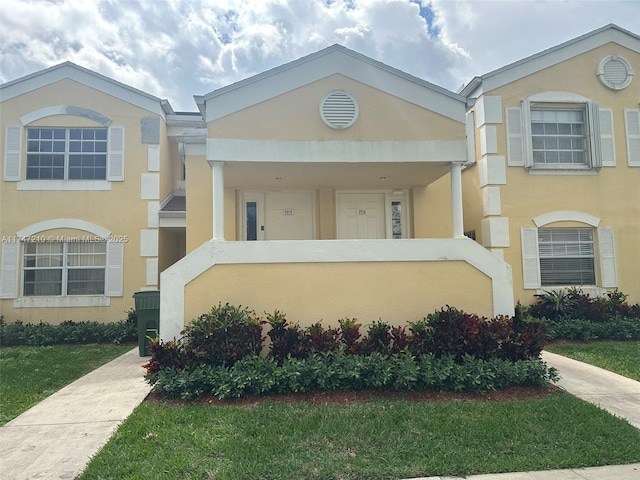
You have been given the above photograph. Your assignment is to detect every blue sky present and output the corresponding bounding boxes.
[1,0,638,111]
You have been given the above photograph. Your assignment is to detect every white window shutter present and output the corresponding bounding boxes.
[598,227,618,288]
[625,109,640,167]
[599,109,615,167]
[0,241,20,298]
[107,126,125,181]
[521,228,541,289]
[506,107,524,166]
[587,102,602,168]
[4,125,22,181]
[105,241,124,296]
[465,111,476,164]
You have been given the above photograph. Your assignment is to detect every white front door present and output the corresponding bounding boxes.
[337,193,386,239]
[240,191,315,240]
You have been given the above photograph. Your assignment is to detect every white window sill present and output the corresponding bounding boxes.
[17,180,112,191]
[13,296,111,308]
[527,167,597,176]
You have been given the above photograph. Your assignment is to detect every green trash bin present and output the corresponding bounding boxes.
[133,290,160,356]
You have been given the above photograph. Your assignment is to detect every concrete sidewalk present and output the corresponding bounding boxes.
[1,347,639,479]
[0,347,152,480]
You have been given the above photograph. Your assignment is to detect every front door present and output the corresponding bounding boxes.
[336,193,386,239]
[241,191,315,240]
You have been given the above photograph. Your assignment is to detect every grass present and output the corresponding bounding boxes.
[79,392,640,480]
[545,341,640,381]
[0,344,134,425]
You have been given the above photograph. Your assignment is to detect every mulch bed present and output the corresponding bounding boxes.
[146,384,563,407]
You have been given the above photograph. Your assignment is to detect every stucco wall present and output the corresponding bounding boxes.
[183,260,493,329]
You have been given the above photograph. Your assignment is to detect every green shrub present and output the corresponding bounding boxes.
[182,302,263,367]
[152,351,559,400]
[545,316,640,341]
[0,313,136,346]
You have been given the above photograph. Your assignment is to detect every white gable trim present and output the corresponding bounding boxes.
[20,105,112,126]
[533,211,600,227]
[17,219,111,239]
[1,63,166,117]
[462,25,640,96]
[206,138,467,163]
[205,47,466,124]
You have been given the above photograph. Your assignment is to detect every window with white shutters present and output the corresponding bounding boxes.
[538,228,595,286]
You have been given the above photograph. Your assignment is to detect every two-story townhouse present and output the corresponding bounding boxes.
[460,23,640,309]
[0,63,188,323]
[1,24,637,340]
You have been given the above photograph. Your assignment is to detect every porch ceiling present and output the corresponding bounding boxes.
[222,162,452,189]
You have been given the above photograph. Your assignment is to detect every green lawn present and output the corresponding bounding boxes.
[79,392,640,480]
[545,341,640,381]
[0,344,134,425]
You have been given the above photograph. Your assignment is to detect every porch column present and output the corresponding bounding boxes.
[451,162,465,238]
[209,161,225,240]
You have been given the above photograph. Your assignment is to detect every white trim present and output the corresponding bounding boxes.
[481,217,510,248]
[533,211,600,227]
[147,145,160,171]
[140,229,159,257]
[204,46,466,123]
[140,173,160,199]
[147,201,160,228]
[482,186,502,216]
[17,219,111,238]
[159,238,515,340]
[478,156,506,187]
[527,91,591,103]
[146,258,159,286]
[184,143,206,156]
[1,62,167,117]
[479,126,498,155]
[206,138,467,163]
[17,180,111,191]
[597,54,634,90]
[476,96,502,126]
[20,105,112,126]
[527,169,598,176]
[13,296,111,308]
[158,216,186,228]
[461,25,640,95]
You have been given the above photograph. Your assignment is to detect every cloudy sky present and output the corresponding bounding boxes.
[1,0,639,112]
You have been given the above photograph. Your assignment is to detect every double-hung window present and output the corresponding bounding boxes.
[538,228,595,286]
[23,241,107,296]
[506,93,616,171]
[530,108,587,165]
[26,128,108,180]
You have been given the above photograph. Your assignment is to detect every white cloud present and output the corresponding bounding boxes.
[1,0,638,110]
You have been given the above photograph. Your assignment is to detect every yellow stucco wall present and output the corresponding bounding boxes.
[477,42,640,305]
[0,78,167,323]
[208,74,464,141]
[183,260,493,329]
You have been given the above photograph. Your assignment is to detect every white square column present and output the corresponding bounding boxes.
[450,162,465,238]
[208,161,225,240]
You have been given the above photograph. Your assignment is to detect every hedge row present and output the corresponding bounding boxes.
[143,304,549,381]
[153,350,559,400]
[0,313,137,346]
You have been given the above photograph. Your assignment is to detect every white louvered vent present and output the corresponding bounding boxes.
[598,55,634,90]
[320,90,359,129]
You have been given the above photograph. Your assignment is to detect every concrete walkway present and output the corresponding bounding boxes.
[1,348,639,479]
[0,348,152,479]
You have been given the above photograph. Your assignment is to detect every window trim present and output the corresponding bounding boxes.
[522,99,601,172]
[22,240,107,297]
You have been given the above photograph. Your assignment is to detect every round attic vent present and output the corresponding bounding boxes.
[320,90,359,129]
[598,55,634,90]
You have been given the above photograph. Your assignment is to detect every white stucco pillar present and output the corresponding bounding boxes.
[451,162,465,238]
[209,161,225,240]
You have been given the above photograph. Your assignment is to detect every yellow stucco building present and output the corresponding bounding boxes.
[1,24,638,339]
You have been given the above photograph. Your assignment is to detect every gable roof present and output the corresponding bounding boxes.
[201,44,466,124]
[460,23,640,97]
[0,62,173,117]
